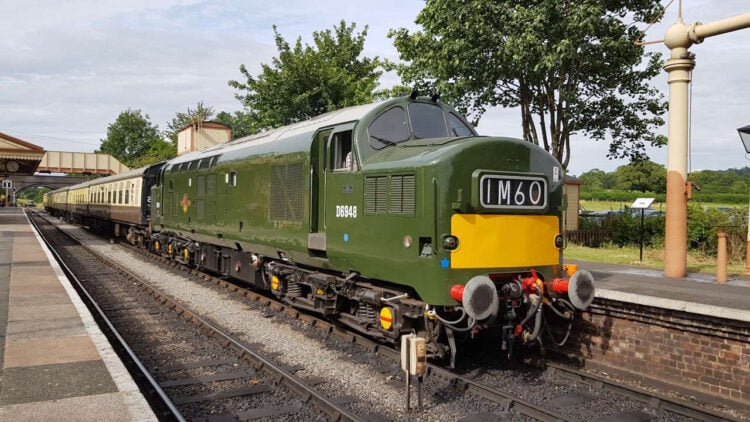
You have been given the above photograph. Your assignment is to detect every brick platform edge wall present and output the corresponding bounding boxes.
[553,298,750,407]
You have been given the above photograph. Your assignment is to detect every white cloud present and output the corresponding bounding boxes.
[0,0,749,175]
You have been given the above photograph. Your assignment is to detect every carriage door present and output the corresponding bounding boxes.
[308,129,333,254]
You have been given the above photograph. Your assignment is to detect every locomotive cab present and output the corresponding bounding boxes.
[317,96,596,361]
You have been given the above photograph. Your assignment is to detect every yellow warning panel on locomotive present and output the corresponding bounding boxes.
[450,214,560,269]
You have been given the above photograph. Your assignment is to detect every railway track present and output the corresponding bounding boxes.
[32,210,737,422]
[29,211,362,421]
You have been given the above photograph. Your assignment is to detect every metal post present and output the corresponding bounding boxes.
[640,208,645,262]
[405,373,411,412]
[417,376,423,409]
[663,19,694,277]
[717,231,728,284]
[744,193,750,275]
[659,13,750,278]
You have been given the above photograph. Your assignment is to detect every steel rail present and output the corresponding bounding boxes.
[38,210,738,422]
[27,212,186,422]
[121,235,741,422]
[30,211,361,422]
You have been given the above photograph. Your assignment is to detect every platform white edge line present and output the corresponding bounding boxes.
[596,288,750,323]
[24,210,157,422]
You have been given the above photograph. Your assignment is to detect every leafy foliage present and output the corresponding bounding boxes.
[214,110,260,139]
[614,160,666,193]
[165,102,216,143]
[577,205,747,259]
[578,168,616,190]
[17,186,50,204]
[229,21,384,129]
[98,109,166,168]
[389,0,667,168]
[128,138,176,168]
[579,165,750,203]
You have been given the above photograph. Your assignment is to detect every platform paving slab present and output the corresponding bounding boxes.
[0,360,118,405]
[0,391,138,422]
[7,303,81,322]
[5,318,87,341]
[4,334,102,369]
[0,208,157,421]
[568,259,750,322]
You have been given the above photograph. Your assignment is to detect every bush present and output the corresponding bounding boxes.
[580,189,748,205]
[573,205,747,259]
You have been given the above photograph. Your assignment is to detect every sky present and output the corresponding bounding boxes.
[1,0,749,176]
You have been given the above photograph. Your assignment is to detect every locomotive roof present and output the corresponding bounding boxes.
[168,102,381,165]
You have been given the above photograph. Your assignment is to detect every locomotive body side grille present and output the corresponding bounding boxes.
[270,162,304,221]
[389,175,416,215]
[364,176,387,214]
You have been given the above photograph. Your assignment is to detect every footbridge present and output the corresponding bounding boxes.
[1,131,128,206]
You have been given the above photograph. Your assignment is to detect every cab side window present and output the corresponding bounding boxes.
[330,131,356,171]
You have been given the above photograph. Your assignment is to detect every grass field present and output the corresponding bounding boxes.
[564,243,746,275]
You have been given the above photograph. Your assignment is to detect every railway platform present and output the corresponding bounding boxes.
[0,207,155,421]
[569,259,750,322]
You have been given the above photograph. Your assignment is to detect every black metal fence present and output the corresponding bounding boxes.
[565,230,610,247]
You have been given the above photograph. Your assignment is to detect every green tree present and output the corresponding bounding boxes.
[128,138,176,168]
[614,160,666,193]
[579,169,607,190]
[579,168,618,191]
[390,0,667,169]
[17,186,50,205]
[229,21,384,129]
[98,109,164,167]
[165,101,216,143]
[214,110,259,139]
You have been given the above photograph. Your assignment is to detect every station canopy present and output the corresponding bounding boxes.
[0,131,46,176]
[0,131,129,176]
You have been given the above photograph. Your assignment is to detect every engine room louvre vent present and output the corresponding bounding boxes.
[364,176,387,214]
[270,162,304,221]
[196,199,205,219]
[390,174,416,215]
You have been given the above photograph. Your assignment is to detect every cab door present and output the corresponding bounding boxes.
[322,124,359,259]
[308,129,332,254]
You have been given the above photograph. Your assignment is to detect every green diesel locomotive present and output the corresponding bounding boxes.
[148,95,594,364]
[45,95,594,364]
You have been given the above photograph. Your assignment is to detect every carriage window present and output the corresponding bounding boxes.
[330,131,356,171]
[189,160,198,171]
[447,113,473,136]
[368,107,410,149]
[409,102,448,139]
[199,158,210,169]
[124,188,129,204]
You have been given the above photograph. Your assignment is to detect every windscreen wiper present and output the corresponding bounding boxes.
[370,135,398,147]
